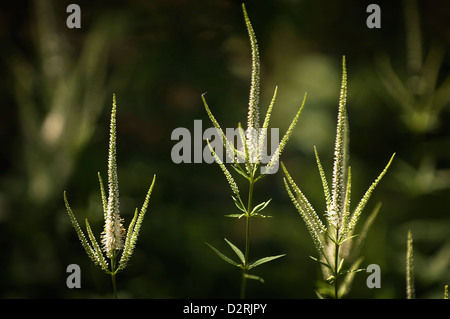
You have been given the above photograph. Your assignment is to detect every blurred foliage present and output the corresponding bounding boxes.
[0,0,449,298]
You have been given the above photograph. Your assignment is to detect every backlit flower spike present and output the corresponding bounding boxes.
[328,56,350,230]
[242,3,260,134]
[101,94,125,258]
[64,94,156,297]
[118,174,156,271]
[261,93,307,175]
[202,93,242,163]
[64,191,109,271]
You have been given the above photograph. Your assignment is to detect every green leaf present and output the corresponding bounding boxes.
[245,273,265,283]
[249,199,272,216]
[251,213,272,218]
[224,238,245,265]
[248,254,286,270]
[336,258,345,274]
[230,163,250,180]
[224,213,245,219]
[309,256,333,270]
[232,196,246,213]
[205,242,240,268]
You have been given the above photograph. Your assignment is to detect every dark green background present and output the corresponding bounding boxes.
[1,0,449,298]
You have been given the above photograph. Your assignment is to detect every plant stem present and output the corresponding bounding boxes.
[240,171,255,299]
[111,272,117,299]
[110,253,118,299]
[334,242,339,299]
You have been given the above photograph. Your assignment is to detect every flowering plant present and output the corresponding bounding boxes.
[64,94,156,298]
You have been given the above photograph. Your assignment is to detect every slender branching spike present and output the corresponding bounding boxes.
[98,172,107,220]
[283,175,325,253]
[349,202,382,260]
[282,162,326,235]
[406,230,415,299]
[102,94,125,258]
[123,208,138,254]
[207,139,240,197]
[259,86,278,157]
[263,93,306,175]
[202,94,239,161]
[314,146,331,210]
[237,122,251,171]
[242,3,260,132]
[330,56,350,229]
[341,166,352,236]
[85,218,109,272]
[64,192,98,266]
[347,153,395,236]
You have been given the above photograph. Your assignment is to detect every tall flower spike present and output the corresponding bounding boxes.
[282,56,395,298]
[329,56,350,230]
[243,3,260,133]
[202,4,303,298]
[64,94,157,297]
[101,94,125,258]
[242,3,261,166]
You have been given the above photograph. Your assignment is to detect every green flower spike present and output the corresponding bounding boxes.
[202,4,306,298]
[283,56,395,298]
[64,94,156,298]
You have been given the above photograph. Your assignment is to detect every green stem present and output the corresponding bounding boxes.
[110,253,118,299]
[240,171,255,299]
[334,228,340,299]
[111,272,117,299]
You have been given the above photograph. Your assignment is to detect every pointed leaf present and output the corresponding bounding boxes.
[230,163,250,180]
[232,196,246,213]
[251,213,272,218]
[248,254,286,270]
[224,238,245,265]
[250,199,272,216]
[205,242,240,268]
[309,255,333,270]
[245,273,264,283]
[224,213,246,219]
